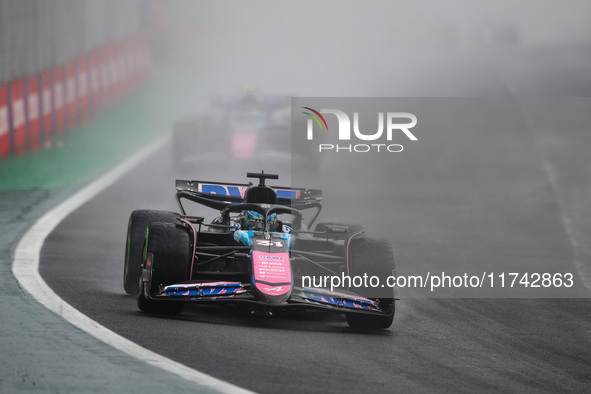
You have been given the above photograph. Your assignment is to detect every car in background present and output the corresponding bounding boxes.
[171,89,317,174]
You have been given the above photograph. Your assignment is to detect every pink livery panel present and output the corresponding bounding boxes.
[252,250,292,298]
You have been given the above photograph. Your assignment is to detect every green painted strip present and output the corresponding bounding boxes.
[0,70,205,190]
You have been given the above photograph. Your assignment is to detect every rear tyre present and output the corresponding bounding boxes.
[345,237,396,329]
[137,222,192,315]
[124,210,180,295]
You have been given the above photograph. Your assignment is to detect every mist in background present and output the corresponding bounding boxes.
[0,2,588,301]
[1,0,589,154]
[163,0,591,98]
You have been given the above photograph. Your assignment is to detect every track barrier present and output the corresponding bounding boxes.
[0,34,152,158]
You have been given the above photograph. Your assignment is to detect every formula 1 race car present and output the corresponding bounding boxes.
[124,172,396,329]
[171,90,319,174]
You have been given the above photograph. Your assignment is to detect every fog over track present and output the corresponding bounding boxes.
[39,1,591,392]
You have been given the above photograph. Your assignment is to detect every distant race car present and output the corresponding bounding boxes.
[124,172,396,329]
[171,89,317,173]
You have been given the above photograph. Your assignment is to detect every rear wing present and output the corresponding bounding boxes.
[175,180,322,224]
[211,94,291,108]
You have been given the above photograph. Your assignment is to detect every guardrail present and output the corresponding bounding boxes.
[0,33,152,158]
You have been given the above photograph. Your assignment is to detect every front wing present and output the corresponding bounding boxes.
[149,281,392,316]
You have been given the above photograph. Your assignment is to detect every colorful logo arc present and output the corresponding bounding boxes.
[302,107,328,131]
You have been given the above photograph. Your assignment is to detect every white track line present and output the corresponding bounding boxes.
[12,135,255,394]
[519,106,591,293]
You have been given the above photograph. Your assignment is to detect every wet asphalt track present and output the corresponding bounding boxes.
[39,55,591,392]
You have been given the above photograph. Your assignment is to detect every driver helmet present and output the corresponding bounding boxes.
[243,210,278,231]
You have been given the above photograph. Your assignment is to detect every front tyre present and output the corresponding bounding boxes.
[345,237,396,329]
[124,210,180,295]
[137,222,192,315]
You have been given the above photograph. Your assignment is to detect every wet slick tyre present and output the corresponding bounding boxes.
[346,237,395,330]
[138,221,193,315]
[124,210,179,295]
[137,222,192,315]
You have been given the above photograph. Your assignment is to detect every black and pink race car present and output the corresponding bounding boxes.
[171,92,319,175]
[124,172,396,329]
